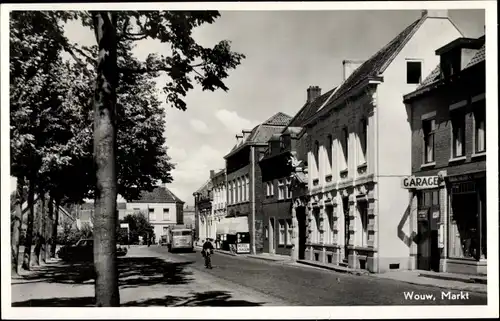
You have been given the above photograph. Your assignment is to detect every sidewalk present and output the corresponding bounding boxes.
[372,270,487,294]
[11,247,287,307]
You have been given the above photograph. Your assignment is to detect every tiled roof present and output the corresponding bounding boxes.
[304,17,425,123]
[418,64,441,89]
[263,112,293,126]
[288,87,337,127]
[416,42,485,91]
[465,44,485,68]
[131,186,184,203]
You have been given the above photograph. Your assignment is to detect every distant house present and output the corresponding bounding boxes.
[127,186,185,243]
[183,205,196,229]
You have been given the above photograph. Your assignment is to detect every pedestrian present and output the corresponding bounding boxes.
[202,238,214,269]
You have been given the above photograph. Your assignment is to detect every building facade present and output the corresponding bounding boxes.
[224,112,292,254]
[182,205,196,229]
[288,10,463,273]
[210,169,229,248]
[403,36,486,275]
[127,186,185,243]
[193,178,212,244]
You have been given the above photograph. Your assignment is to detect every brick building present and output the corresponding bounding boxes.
[288,10,463,273]
[259,87,326,258]
[224,112,292,254]
[403,36,486,275]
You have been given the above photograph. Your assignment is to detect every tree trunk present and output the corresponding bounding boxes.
[22,178,35,271]
[45,195,53,262]
[11,178,24,276]
[40,193,46,264]
[50,197,60,258]
[92,11,119,307]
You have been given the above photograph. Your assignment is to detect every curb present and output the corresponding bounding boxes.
[374,276,488,295]
[297,260,370,276]
[418,273,487,285]
[246,255,292,263]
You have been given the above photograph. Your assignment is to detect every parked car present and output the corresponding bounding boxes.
[57,238,128,262]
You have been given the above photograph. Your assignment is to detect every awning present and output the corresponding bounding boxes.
[228,216,249,234]
[216,218,230,235]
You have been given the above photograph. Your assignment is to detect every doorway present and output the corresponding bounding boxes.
[416,190,440,272]
[342,197,350,262]
[296,207,306,260]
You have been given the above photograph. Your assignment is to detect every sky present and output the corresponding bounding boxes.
[8,9,485,206]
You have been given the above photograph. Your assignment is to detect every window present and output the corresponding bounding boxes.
[324,206,334,244]
[266,182,271,197]
[232,181,236,203]
[286,178,292,199]
[341,127,349,169]
[229,182,233,204]
[286,219,293,245]
[278,180,285,200]
[312,208,320,244]
[162,208,170,221]
[265,226,269,240]
[358,201,368,247]
[148,207,155,221]
[359,119,367,164]
[422,119,436,163]
[133,208,140,214]
[242,179,246,201]
[236,179,241,203]
[278,220,285,245]
[327,134,333,172]
[451,111,465,157]
[474,103,486,153]
[245,175,250,200]
[407,60,422,84]
[314,140,320,171]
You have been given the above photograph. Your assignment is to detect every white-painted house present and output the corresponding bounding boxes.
[126,186,185,243]
[290,10,463,273]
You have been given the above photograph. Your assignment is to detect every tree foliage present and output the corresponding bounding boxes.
[119,213,154,244]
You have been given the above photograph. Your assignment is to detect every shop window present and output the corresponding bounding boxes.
[278,220,285,245]
[358,201,369,247]
[451,110,465,158]
[448,182,482,260]
[474,102,486,153]
[312,208,321,244]
[422,118,436,163]
[286,219,293,245]
[278,180,285,200]
[407,60,422,84]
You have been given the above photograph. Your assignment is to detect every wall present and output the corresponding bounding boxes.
[376,16,462,272]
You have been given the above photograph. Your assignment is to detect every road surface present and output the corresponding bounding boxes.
[147,246,487,306]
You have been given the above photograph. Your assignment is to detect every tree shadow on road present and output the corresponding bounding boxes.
[13,290,264,307]
[123,290,264,307]
[11,256,194,288]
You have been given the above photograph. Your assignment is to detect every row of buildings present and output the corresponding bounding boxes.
[13,185,193,245]
[193,10,487,275]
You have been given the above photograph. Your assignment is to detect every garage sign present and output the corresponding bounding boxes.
[402,176,440,189]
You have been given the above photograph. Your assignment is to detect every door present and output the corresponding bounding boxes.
[343,197,350,261]
[417,190,440,271]
[297,207,306,260]
[417,211,431,270]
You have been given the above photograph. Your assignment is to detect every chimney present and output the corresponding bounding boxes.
[242,130,252,141]
[342,60,364,81]
[306,86,321,103]
[421,9,448,18]
[235,134,243,144]
[210,170,215,179]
